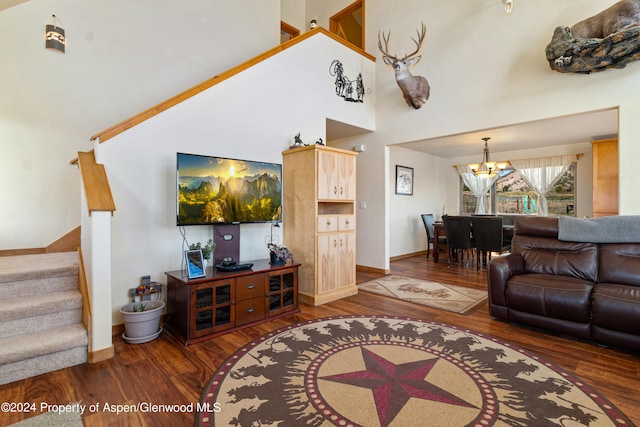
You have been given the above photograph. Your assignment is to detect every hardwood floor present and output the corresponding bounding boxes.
[1,254,639,426]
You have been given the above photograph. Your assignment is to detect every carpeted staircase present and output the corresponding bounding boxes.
[0,252,88,385]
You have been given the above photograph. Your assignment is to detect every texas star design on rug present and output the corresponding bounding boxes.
[197,316,634,427]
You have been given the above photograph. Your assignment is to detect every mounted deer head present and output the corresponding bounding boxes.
[378,23,430,109]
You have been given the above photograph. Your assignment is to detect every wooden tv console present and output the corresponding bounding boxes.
[165,259,300,345]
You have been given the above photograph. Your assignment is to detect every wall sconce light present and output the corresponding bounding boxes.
[502,0,514,15]
[310,19,318,30]
[45,15,66,53]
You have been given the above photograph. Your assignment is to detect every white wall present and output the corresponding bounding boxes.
[388,147,447,257]
[95,33,375,324]
[305,0,354,32]
[0,0,279,249]
[280,0,305,32]
[5,0,640,291]
[339,0,640,271]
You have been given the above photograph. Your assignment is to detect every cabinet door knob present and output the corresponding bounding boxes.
[333,186,337,194]
[333,240,337,247]
[340,187,344,195]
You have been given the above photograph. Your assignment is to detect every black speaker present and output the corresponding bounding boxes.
[213,224,240,265]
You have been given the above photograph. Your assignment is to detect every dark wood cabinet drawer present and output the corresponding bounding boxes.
[236,273,265,301]
[235,297,266,325]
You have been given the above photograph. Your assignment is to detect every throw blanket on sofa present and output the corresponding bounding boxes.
[558,215,640,243]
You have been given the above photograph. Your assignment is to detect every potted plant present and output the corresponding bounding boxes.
[120,299,165,344]
[190,239,215,265]
[268,243,293,265]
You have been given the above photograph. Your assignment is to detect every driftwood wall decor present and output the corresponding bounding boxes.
[545,0,640,74]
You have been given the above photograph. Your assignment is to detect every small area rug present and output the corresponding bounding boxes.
[197,316,634,427]
[358,275,487,314]
[8,411,82,427]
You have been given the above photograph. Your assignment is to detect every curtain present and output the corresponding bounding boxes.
[510,155,574,216]
[456,165,499,214]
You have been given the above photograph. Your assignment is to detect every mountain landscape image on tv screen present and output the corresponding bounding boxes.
[177,153,282,225]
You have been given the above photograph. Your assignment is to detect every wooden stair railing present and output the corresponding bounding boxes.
[90,28,375,144]
[77,247,97,363]
[77,151,116,215]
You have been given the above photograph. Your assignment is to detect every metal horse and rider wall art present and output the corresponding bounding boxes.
[329,60,365,103]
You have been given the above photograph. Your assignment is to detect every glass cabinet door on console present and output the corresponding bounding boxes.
[191,279,235,337]
[267,268,298,316]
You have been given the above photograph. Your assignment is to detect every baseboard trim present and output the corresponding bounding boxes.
[390,250,427,262]
[356,264,390,275]
[89,345,115,363]
[112,323,125,337]
[0,226,81,257]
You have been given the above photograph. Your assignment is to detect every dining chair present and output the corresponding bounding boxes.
[420,214,446,260]
[471,216,512,270]
[442,215,474,267]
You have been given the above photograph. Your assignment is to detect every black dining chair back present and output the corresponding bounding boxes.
[442,215,473,267]
[420,214,435,259]
[471,216,511,270]
[421,213,446,260]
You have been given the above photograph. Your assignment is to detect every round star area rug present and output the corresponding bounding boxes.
[197,316,634,427]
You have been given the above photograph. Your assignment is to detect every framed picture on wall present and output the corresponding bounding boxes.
[395,165,414,195]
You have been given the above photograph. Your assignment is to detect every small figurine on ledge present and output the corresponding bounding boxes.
[290,132,306,149]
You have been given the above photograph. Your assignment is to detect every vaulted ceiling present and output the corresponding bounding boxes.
[0,1,30,11]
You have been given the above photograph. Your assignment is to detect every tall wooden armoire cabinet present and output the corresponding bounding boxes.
[283,145,358,306]
[591,138,618,217]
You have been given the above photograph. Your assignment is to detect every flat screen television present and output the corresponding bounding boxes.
[176,152,282,226]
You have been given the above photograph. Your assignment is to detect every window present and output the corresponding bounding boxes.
[461,163,576,216]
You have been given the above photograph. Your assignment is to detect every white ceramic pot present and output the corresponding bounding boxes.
[120,300,164,342]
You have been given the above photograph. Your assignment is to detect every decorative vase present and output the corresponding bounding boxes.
[120,300,164,344]
[270,251,285,265]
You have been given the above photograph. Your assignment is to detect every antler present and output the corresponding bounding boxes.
[377,30,398,61]
[402,22,427,60]
[377,22,427,61]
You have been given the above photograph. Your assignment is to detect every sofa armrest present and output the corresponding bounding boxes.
[488,253,524,313]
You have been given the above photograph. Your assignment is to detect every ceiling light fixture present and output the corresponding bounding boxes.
[45,14,66,53]
[503,0,514,14]
[468,137,509,178]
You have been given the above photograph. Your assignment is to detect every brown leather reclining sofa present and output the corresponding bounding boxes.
[488,216,640,351]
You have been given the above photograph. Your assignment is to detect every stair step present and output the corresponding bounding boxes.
[0,252,78,283]
[0,346,87,386]
[0,323,87,366]
[0,308,82,339]
[0,252,79,300]
[0,252,87,385]
[0,290,82,322]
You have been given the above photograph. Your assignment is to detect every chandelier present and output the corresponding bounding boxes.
[468,137,509,178]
